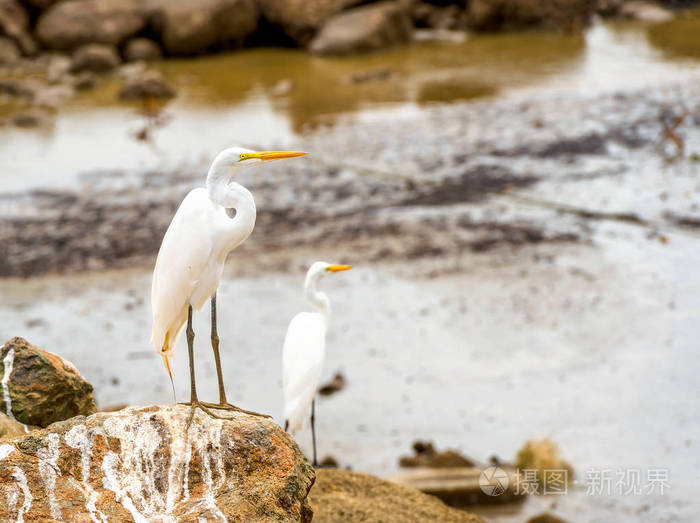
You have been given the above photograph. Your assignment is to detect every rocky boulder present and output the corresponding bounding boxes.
[257,0,365,46]
[0,337,97,427]
[619,1,673,23]
[0,404,315,520]
[123,37,162,62]
[36,0,146,51]
[0,35,19,64]
[0,0,37,55]
[309,1,413,55]
[146,0,259,56]
[467,0,594,32]
[118,68,176,99]
[309,468,483,522]
[70,43,121,73]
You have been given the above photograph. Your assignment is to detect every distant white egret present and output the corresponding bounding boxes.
[151,147,307,422]
[283,261,352,466]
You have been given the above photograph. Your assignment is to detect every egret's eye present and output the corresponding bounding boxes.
[238,153,249,162]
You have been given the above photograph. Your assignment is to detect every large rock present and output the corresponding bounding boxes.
[0,405,315,520]
[619,1,673,23]
[309,468,483,522]
[36,0,146,51]
[123,37,162,62]
[118,68,176,99]
[0,0,37,55]
[70,43,121,72]
[467,0,594,32]
[257,0,364,46]
[309,1,413,55]
[147,0,259,56]
[0,35,19,64]
[0,337,97,427]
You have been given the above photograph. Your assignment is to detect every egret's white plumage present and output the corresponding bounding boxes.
[151,147,306,388]
[282,262,352,435]
[283,311,326,433]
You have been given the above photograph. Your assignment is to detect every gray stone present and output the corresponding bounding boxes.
[0,35,19,64]
[147,0,258,56]
[0,0,37,55]
[310,1,413,55]
[257,0,364,45]
[70,43,120,73]
[36,0,146,51]
[619,1,673,23]
[118,68,175,99]
[123,37,162,62]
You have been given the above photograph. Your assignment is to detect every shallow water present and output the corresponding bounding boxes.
[3,20,700,192]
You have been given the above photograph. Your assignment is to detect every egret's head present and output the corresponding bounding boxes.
[307,261,352,282]
[213,146,307,170]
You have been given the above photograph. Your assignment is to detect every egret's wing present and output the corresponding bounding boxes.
[151,189,215,354]
[282,312,326,433]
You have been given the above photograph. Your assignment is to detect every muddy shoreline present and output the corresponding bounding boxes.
[2,81,699,277]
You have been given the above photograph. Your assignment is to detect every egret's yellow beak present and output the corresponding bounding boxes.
[247,151,307,162]
[326,264,352,272]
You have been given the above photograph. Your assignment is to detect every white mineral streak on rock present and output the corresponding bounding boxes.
[101,451,148,523]
[12,467,32,523]
[188,414,226,522]
[102,409,177,520]
[1,350,28,433]
[0,444,15,460]
[165,414,190,513]
[4,484,18,519]
[64,424,107,523]
[37,433,62,521]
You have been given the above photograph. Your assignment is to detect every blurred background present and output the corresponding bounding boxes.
[1,0,699,521]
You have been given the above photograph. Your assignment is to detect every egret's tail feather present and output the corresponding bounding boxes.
[161,332,176,402]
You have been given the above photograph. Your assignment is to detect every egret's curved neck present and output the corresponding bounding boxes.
[206,161,257,235]
[305,274,330,325]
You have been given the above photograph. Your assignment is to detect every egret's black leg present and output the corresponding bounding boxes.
[210,292,228,405]
[201,293,271,419]
[284,420,289,432]
[311,399,318,467]
[182,305,230,427]
[187,305,197,403]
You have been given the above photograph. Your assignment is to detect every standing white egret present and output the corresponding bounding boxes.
[282,261,352,466]
[152,146,307,422]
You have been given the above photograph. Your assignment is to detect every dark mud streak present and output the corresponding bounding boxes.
[399,164,539,206]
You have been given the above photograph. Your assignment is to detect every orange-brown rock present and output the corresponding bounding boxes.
[0,404,315,521]
[0,337,97,428]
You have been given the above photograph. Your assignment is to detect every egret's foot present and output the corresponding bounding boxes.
[179,401,230,429]
[200,401,272,419]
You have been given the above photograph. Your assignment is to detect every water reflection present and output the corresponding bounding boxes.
[2,20,700,190]
[647,9,700,60]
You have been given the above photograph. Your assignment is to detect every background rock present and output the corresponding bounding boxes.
[0,337,97,427]
[0,404,315,521]
[257,0,365,46]
[0,412,29,438]
[36,0,146,51]
[118,68,175,99]
[516,438,574,487]
[0,0,37,55]
[70,43,120,73]
[309,468,483,522]
[399,440,475,468]
[123,37,162,62]
[467,0,594,32]
[147,0,259,56]
[619,1,673,22]
[0,35,19,63]
[310,1,413,55]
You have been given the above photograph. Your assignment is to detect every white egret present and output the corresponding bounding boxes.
[152,146,307,422]
[282,261,352,466]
